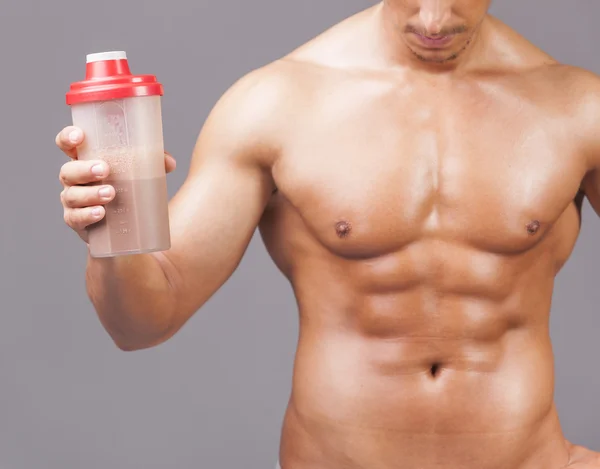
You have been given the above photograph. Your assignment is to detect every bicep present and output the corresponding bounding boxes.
[167,148,270,313]
[577,70,600,216]
[157,75,279,325]
[164,149,273,319]
[582,170,600,216]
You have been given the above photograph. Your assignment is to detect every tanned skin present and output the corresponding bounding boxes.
[56,1,600,468]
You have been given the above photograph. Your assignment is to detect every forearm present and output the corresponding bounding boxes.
[85,251,177,351]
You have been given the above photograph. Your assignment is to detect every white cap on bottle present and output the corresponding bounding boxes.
[86,51,127,63]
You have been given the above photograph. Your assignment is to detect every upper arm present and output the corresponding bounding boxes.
[575,70,600,215]
[156,65,285,327]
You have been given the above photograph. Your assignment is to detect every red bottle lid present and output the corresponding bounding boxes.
[66,51,163,106]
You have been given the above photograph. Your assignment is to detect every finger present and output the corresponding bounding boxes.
[59,160,109,187]
[55,126,85,159]
[165,151,176,173]
[64,206,105,231]
[61,184,115,209]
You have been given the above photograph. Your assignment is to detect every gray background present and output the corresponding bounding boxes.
[1,0,599,468]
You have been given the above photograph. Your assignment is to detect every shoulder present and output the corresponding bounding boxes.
[560,66,600,165]
[198,8,375,159]
[525,64,600,168]
[519,63,600,173]
[193,60,307,168]
[531,62,600,96]
[205,4,374,133]
[490,58,600,132]
[203,61,298,138]
[557,64,600,110]
[539,64,600,144]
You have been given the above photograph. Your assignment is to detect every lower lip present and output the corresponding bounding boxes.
[413,33,455,48]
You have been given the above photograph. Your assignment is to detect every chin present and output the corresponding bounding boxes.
[407,38,473,64]
[410,49,461,63]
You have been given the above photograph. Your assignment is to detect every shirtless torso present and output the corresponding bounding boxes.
[57,2,600,468]
[256,5,600,469]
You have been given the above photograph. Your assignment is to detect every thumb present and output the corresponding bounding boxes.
[164,151,176,173]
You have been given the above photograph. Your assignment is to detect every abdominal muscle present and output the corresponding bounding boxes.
[277,258,571,469]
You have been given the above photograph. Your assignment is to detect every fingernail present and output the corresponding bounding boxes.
[98,187,111,198]
[69,129,82,144]
[91,207,102,217]
[91,164,105,176]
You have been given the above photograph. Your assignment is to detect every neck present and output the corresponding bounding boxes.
[373,2,490,75]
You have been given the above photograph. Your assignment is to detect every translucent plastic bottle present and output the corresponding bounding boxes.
[66,51,171,257]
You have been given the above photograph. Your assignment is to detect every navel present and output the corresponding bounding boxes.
[335,220,352,239]
[430,363,441,378]
[526,220,541,235]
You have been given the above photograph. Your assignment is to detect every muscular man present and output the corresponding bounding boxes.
[55,1,600,468]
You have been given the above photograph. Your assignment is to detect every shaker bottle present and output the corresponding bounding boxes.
[65,51,171,258]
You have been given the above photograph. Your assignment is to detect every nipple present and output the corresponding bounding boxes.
[526,220,540,235]
[335,221,352,239]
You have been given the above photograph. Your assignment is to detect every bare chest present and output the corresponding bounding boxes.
[270,81,585,259]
